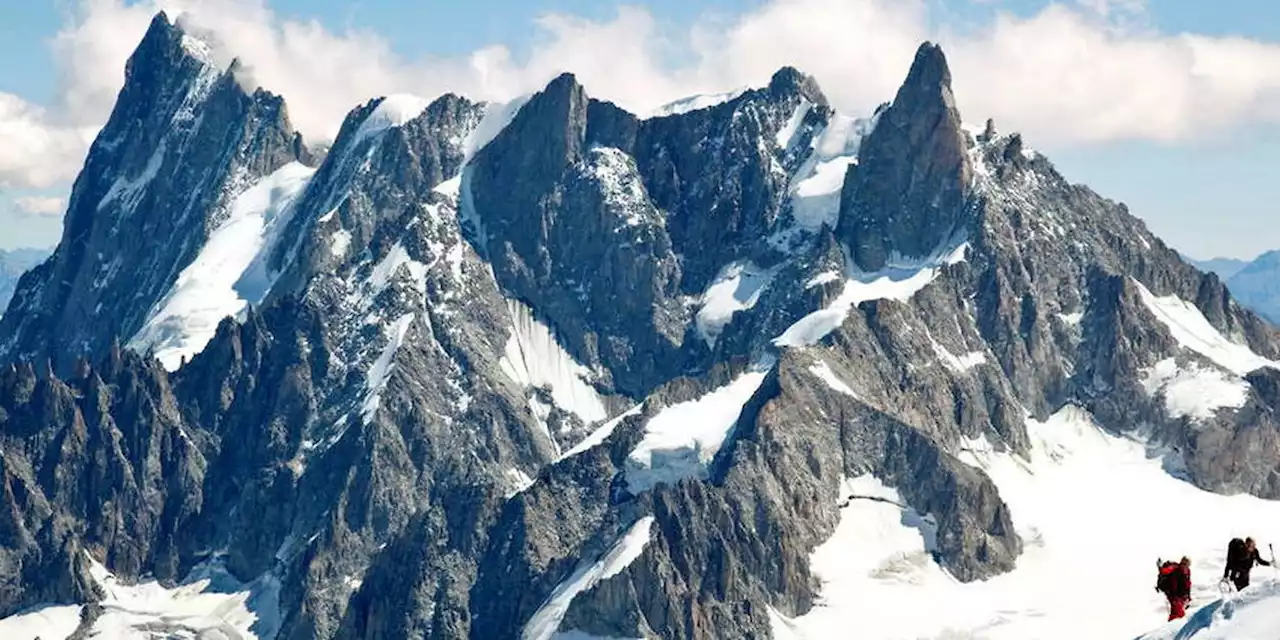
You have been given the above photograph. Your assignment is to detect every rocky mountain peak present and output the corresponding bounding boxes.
[837,41,972,271]
[768,66,829,106]
[0,9,309,374]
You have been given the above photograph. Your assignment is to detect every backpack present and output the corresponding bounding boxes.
[1156,561,1180,595]
[1228,538,1246,567]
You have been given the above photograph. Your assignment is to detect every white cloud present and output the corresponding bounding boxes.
[6,0,1280,194]
[13,196,67,218]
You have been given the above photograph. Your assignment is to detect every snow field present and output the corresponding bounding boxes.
[773,405,1280,640]
[0,553,282,639]
[1139,578,1280,640]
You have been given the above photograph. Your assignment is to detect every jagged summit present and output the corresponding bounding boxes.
[767,65,829,106]
[902,41,953,96]
[837,40,971,271]
[0,8,310,373]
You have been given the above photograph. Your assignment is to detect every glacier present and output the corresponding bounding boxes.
[770,406,1280,640]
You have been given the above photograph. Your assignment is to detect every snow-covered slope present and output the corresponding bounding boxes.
[648,89,748,117]
[1138,579,1280,640]
[0,553,281,640]
[771,406,1280,640]
[129,161,315,369]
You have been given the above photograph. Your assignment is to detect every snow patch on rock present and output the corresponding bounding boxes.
[786,111,878,231]
[500,300,608,424]
[128,161,315,370]
[1133,279,1279,376]
[774,243,967,348]
[523,517,656,640]
[1141,358,1251,422]
[696,260,777,348]
[361,312,415,424]
[559,404,645,462]
[809,360,857,398]
[625,365,771,493]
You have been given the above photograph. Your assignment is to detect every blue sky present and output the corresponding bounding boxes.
[2,0,1279,260]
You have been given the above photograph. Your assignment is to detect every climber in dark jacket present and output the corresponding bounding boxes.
[1224,537,1272,591]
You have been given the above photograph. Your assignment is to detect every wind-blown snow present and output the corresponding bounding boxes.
[361,312,415,424]
[1133,279,1279,375]
[772,405,1280,640]
[1142,358,1251,422]
[352,94,430,145]
[774,244,967,348]
[523,516,656,640]
[1139,578,1280,640]
[625,365,770,493]
[559,404,645,461]
[129,161,315,370]
[696,260,776,348]
[500,300,608,424]
[647,89,746,118]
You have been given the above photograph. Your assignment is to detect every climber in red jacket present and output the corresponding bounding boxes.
[1156,556,1192,621]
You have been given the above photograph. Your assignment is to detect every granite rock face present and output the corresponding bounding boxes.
[2,14,1280,640]
[839,42,972,272]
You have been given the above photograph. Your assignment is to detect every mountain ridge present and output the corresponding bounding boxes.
[1,12,1279,640]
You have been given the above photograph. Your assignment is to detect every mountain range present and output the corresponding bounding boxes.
[1,11,1279,639]
[1188,253,1280,324]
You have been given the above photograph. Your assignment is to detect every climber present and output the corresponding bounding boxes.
[1224,537,1272,591]
[1156,556,1192,621]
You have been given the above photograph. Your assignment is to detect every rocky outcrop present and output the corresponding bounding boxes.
[838,42,971,271]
